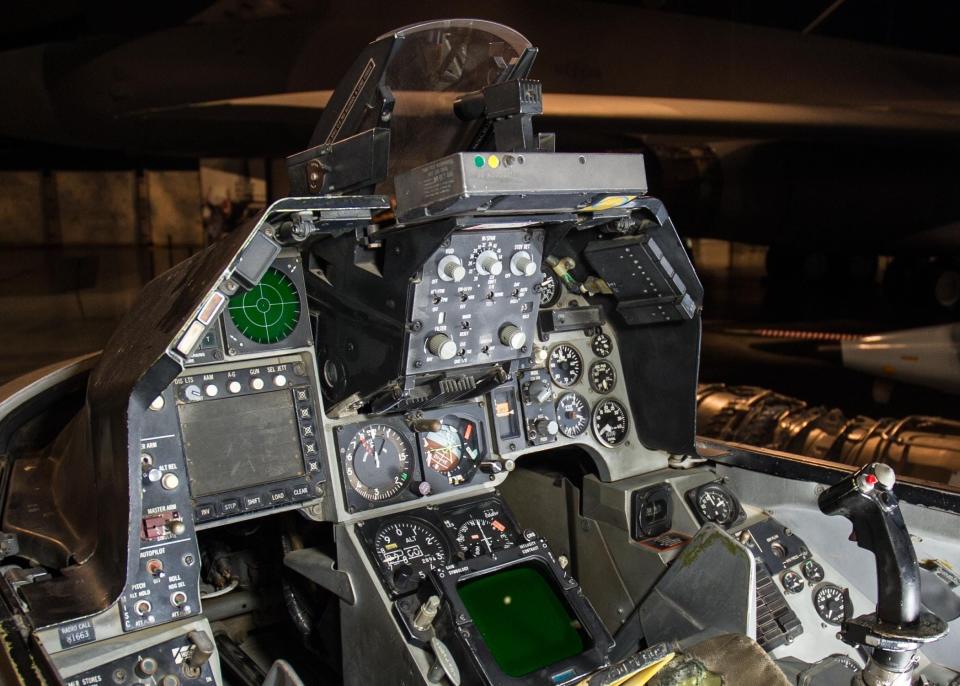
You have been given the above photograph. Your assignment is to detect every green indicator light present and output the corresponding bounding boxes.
[474,155,485,168]
[228,267,301,345]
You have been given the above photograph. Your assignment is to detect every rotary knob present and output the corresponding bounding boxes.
[499,324,526,350]
[535,417,559,437]
[524,380,552,404]
[510,250,538,277]
[135,657,159,679]
[475,250,503,276]
[437,255,466,282]
[427,334,457,361]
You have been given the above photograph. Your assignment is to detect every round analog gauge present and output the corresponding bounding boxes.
[813,584,848,625]
[228,267,301,344]
[421,416,482,485]
[555,392,589,437]
[591,332,613,358]
[588,360,617,394]
[781,570,805,594]
[539,272,561,308]
[548,344,583,387]
[373,519,450,587]
[694,484,738,526]
[455,514,516,558]
[592,399,629,447]
[343,424,414,501]
[802,559,825,583]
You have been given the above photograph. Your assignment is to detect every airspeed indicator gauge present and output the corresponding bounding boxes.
[592,398,628,447]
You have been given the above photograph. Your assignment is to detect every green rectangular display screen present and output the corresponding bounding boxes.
[458,564,587,677]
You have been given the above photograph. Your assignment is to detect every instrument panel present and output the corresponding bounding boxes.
[405,230,544,376]
[124,251,324,634]
[506,299,636,454]
[335,402,493,512]
[357,496,521,595]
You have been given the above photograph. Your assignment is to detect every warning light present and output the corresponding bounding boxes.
[487,155,500,169]
[474,155,485,168]
[865,474,878,486]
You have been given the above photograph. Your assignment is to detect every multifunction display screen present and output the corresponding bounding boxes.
[180,390,305,498]
[458,564,587,677]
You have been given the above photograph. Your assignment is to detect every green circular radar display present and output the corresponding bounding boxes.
[228,268,301,344]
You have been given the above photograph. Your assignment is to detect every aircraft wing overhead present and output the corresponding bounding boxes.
[131,90,960,142]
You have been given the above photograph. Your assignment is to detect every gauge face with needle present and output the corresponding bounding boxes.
[454,512,516,558]
[343,424,413,501]
[592,398,629,447]
[813,584,848,625]
[588,360,617,394]
[421,415,481,485]
[695,484,737,526]
[591,332,613,358]
[539,271,561,308]
[373,518,449,581]
[548,344,583,387]
[555,392,589,437]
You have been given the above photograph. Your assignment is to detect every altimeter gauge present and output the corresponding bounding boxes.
[372,518,450,591]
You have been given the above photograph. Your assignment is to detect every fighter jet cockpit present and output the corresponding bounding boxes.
[1,19,958,686]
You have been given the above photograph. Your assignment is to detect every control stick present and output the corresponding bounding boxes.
[818,463,947,685]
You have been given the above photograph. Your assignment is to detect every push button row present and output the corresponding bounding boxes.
[181,374,291,401]
[194,483,316,523]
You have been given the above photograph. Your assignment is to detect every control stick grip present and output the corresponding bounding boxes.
[818,463,921,625]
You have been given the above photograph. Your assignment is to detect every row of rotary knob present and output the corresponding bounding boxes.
[436,249,538,282]
[426,323,527,361]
